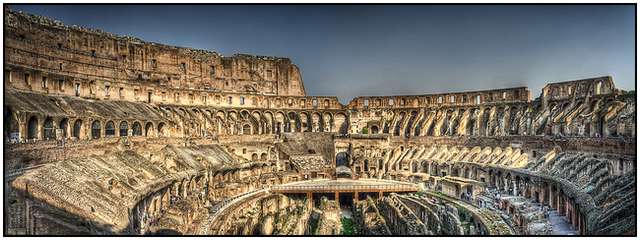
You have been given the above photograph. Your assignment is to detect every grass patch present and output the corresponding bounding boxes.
[341,217,356,235]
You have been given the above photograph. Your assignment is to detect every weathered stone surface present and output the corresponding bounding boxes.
[3,8,635,236]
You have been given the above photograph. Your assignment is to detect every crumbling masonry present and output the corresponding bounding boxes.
[3,8,636,236]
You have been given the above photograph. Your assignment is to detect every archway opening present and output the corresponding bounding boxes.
[43,117,55,140]
[91,120,101,139]
[73,119,82,139]
[27,116,38,140]
[59,118,68,138]
[370,125,379,134]
[145,122,154,136]
[105,121,115,137]
[119,121,129,136]
[132,122,142,136]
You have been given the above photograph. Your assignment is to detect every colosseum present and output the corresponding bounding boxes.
[3,8,637,236]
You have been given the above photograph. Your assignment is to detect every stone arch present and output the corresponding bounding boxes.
[43,117,55,140]
[132,121,142,136]
[119,121,128,136]
[481,107,491,136]
[243,110,260,135]
[393,111,406,136]
[242,124,252,135]
[145,122,154,137]
[334,112,348,134]
[4,108,19,141]
[370,125,379,134]
[274,112,286,134]
[413,111,427,136]
[59,118,68,138]
[363,159,369,172]
[323,112,333,132]
[422,111,436,136]
[27,116,39,140]
[299,112,310,132]
[336,151,350,167]
[467,108,477,136]
[260,153,268,161]
[288,112,301,132]
[311,112,322,132]
[105,121,115,137]
[73,119,83,139]
[91,120,101,139]
[158,122,167,137]
[263,111,274,134]
[251,111,264,134]
[404,110,419,137]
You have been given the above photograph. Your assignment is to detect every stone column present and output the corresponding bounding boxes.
[354,191,359,205]
[557,193,562,214]
[549,187,555,209]
[290,120,296,132]
[576,210,581,233]
[539,185,546,205]
[503,178,509,193]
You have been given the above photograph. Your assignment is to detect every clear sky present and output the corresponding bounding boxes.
[10,4,635,103]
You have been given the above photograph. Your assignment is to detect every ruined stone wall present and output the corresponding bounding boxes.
[347,90,635,140]
[347,87,530,109]
[3,8,636,236]
[3,89,348,145]
[4,9,306,103]
[364,143,635,235]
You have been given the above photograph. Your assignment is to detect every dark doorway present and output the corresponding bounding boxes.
[27,116,38,140]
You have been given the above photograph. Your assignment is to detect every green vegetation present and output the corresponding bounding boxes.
[433,191,447,197]
[341,217,356,235]
[361,127,369,134]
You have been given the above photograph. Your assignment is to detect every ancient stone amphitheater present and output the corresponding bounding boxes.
[3,9,636,236]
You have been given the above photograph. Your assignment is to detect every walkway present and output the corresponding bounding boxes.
[548,211,577,235]
[271,179,419,193]
[196,188,268,235]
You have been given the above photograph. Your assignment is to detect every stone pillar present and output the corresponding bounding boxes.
[307,192,313,209]
[557,194,562,215]
[576,210,581,233]
[539,185,546,205]
[354,191,359,205]
[571,203,577,228]
[504,178,510,193]
[564,198,570,218]
[549,187,555,209]
[512,181,517,196]
[334,192,339,202]
[290,120,296,132]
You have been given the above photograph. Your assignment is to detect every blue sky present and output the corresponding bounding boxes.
[11,4,635,103]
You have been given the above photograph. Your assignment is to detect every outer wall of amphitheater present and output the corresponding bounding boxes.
[3,8,636,236]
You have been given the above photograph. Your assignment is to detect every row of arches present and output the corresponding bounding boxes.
[159,106,350,137]
[15,113,169,142]
[376,104,532,138]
